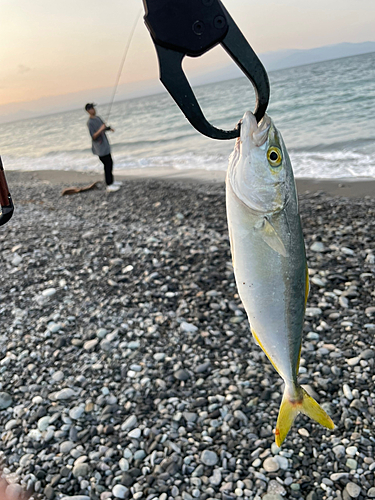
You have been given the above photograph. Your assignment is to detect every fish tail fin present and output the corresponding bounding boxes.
[275,385,334,447]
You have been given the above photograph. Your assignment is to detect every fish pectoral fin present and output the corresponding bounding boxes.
[275,386,335,447]
[256,218,287,257]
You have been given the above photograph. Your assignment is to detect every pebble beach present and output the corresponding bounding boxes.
[0,170,375,500]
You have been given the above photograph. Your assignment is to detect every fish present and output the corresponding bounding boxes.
[226,111,334,446]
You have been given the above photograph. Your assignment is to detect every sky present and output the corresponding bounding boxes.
[1,0,375,111]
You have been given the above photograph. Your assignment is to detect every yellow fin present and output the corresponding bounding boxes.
[305,264,310,307]
[251,329,280,375]
[299,388,335,429]
[275,386,334,447]
[257,218,287,257]
[296,344,302,374]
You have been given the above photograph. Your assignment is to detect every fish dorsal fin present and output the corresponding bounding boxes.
[256,217,287,257]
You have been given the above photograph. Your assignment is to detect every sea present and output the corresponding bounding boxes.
[1,51,374,179]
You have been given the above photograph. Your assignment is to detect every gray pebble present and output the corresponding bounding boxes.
[19,453,34,467]
[339,296,349,308]
[127,341,140,349]
[311,276,325,287]
[332,445,345,458]
[341,246,355,255]
[84,338,98,350]
[52,370,65,382]
[331,473,349,481]
[346,458,358,470]
[346,356,360,366]
[60,497,91,500]
[60,441,75,453]
[44,484,55,500]
[153,353,166,361]
[38,415,51,431]
[97,328,108,338]
[209,469,222,486]
[275,455,288,470]
[171,485,179,497]
[267,480,286,496]
[345,482,361,498]
[306,493,318,500]
[174,369,190,381]
[343,384,353,400]
[69,406,84,420]
[263,457,279,472]
[133,450,146,460]
[180,322,198,333]
[0,392,12,409]
[200,450,218,466]
[305,307,322,317]
[73,463,89,478]
[360,348,374,359]
[121,415,137,431]
[54,388,75,400]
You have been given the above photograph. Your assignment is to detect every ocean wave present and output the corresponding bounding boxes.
[290,150,375,178]
[1,152,100,172]
[111,133,195,150]
[290,136,375,154]
[4,147,375,180]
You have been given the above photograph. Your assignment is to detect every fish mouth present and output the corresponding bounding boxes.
[240,111,271,148]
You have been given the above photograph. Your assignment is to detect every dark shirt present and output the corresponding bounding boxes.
[87,116,110,156]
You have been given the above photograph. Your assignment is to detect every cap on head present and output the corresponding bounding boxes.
[85,103,95,111]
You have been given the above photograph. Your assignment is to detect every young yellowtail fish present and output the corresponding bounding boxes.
[226,111,334,446]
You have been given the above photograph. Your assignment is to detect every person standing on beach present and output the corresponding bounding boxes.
[85,103,121,192]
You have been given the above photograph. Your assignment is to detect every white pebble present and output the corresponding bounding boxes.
[37,416,51,432]
[341,247,355,255]
[128,428,141,439]
[119,458,129,471]
[112,485,128,499]
[346,446,358,457]
[180,321,198,333]
[310,242,325,252]
[343,384,353,400]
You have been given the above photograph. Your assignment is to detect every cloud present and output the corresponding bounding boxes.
[18,64,31,74]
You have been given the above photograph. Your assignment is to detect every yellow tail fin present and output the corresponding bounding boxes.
[275,386,334,447]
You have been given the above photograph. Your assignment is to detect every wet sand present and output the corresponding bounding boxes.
[6,168,375,199]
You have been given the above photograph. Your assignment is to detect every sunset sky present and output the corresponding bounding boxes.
[1,0,375,109]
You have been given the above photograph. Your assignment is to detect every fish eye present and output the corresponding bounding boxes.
[267,146,282,168]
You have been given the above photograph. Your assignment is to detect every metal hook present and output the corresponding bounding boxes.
[0,157,14,226]
[143,0,270,139]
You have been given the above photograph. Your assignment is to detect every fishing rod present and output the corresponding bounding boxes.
[106,8,142,123]
[0,157,14,226]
